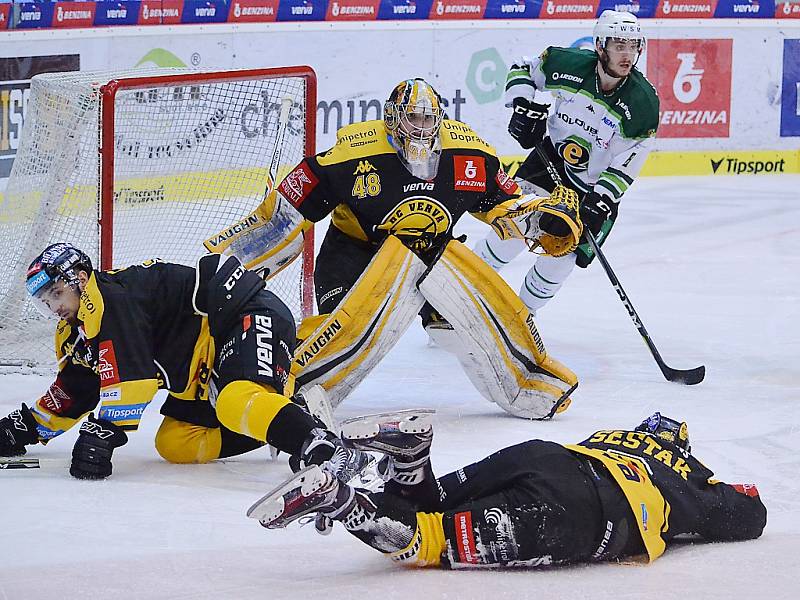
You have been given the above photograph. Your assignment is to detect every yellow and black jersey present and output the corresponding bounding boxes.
[278,119,521,255]
[567,430,767,562]
[32,260,213,438]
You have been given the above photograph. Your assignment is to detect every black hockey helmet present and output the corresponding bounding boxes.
[635,412,691,453]
[26,243,92,315]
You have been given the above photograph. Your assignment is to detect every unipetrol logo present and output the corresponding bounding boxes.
[672,53,704,104]
[466,48,506,104]
[135,48,187,69]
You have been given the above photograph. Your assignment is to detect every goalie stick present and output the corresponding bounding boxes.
[534,145,705,386]
[202,96,295,254]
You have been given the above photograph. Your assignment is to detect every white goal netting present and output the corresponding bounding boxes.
[0,67,315,372]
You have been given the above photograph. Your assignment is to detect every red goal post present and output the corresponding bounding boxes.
[0,66,316,371]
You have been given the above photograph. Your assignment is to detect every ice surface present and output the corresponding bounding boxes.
[1,175,798,599]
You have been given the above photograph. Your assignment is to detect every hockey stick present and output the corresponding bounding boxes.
[534,145,705,385]
[203,96,295,254]
[0,457,40,469]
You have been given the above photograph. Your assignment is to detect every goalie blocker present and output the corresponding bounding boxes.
[291,235,577,420]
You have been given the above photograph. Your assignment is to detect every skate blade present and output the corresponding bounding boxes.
[340,409,435,441]
[246,465,327,527]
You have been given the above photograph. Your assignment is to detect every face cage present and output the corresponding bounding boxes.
[385,101,443,144]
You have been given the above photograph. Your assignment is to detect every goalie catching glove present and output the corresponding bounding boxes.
[486,185,582,257]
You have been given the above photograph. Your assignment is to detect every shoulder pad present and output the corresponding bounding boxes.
[618,70,660,139]
[440,120,497,154]
[77,273,104,338]
[317,120,394,166]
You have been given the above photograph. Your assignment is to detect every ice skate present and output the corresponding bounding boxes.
[247,465,354,529]
[340,409,435,460]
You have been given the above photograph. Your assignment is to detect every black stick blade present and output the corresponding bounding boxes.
[661,364,705,386]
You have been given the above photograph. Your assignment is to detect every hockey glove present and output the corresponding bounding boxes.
[580,191,618,238]
[0,404,39,456]
[70,414,128,480]
[508,98,549,150]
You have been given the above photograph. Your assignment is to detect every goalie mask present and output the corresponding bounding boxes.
[26,243,92,322]
[384,79,444,180]
[593,10,645,76]
[635,412,691,453]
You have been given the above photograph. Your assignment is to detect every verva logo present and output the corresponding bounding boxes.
[776,1,800,16]
[648,39,732,138]
[52,2,97,28]
[228,0,279,21]
[656,0,717,17]
[540,0,600,18]
[453,156,487,192]
[98,340,121,385]
[138,0,183,23]
[429,0,488,19]
[0,5,10,27]
[279,163,319,206]
[326,0,380,19]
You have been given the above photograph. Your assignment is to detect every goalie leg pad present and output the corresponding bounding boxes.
[417,240,577,420]
[293,236,428,408]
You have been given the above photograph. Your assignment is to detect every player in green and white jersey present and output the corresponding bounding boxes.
[474,10,659,314]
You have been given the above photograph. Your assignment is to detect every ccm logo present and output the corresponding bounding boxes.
[224,265,246,291]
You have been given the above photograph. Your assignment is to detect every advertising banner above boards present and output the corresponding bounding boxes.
[781,39,800,137]
[1,21,798,183]
[0,0,796,28]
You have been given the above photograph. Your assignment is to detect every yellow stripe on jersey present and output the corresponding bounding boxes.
[215,380,290,442]
[316,121,396,167]
[330,205,370,242]
[390,512,446,567]
[565,444,670,562]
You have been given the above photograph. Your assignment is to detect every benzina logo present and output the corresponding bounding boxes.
[648,39,732,138]
[710,157,786,175]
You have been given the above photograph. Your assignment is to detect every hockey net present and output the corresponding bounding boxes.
[0,66,316,372]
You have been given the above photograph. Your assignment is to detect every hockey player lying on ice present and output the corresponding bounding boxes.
[207,78,585,420]
[0,243,366,480]
[249,410,766,569]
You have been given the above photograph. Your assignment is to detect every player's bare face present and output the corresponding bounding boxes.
[600,39,640,79]
[40,280,81,325]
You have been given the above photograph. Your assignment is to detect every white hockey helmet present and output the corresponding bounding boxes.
[593,10,645,51]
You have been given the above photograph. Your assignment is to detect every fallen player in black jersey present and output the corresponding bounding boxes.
[249,410,766,568]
